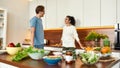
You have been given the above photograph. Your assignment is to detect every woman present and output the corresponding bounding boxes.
[61,16,84,49]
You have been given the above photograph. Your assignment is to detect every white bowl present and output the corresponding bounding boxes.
[44,50,50,56]
[53,52,62,56]
[6,47,22,55]
[28,53,44,60]
[75,49,85,55]
[21,45,30,49]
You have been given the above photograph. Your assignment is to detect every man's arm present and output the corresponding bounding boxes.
[31,27,35,47]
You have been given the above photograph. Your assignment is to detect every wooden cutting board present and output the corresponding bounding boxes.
[99,56,116,62]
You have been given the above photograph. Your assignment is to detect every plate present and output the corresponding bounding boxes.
[100,53,111,57]
[0,50,7,54]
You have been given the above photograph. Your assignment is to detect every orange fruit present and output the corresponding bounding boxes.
[101,48,107,54]
[85,47,93,51]
[106,47,111,53]
[101,46,111,54]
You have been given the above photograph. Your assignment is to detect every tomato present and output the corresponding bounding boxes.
[8,42,15,47]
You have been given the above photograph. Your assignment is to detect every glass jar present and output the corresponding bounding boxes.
[103,38,110,47]
[65,50,73,64]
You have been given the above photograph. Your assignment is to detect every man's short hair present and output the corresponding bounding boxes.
[35,5,44,14]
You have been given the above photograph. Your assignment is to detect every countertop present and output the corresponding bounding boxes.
[0,53,120,68]
[0,45,120,68]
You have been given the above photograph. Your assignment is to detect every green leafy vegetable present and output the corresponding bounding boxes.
[12,46,46,61]
[93,47,101,51]
[27,47,45,54]
[12,47,31,61]
[15,43,21,47]
[85,31,108,41]
[80,52,99,64]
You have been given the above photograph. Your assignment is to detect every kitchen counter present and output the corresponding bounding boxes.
[44,45,120,52]
[0,52,120,68]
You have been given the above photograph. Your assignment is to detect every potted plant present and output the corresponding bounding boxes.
[85,31,108,47]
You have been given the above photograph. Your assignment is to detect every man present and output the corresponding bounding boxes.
[30,5,45,49]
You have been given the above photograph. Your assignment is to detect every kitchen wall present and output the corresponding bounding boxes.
[0,0,119,44]
[29,0,120,29]
[0,0,29,44]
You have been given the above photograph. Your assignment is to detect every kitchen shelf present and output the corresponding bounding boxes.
[0,8,7,49]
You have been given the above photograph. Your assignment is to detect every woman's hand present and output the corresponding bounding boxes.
[80,46,85,49]
[78,42,84,49]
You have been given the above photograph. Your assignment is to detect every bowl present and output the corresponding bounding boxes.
[100,53,111,57]
[75,49,85,55]
[43,56,62,65]
[6,47,22,55]
[44,50,50,56]
[80,52,99,65]
[28,53,44,60]
[53,52,62,56]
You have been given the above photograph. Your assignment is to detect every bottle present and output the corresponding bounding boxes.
[103,38,110,47]
[102,38,111,54]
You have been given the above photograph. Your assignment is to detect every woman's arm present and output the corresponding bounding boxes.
[60,27,64,47]
[73,27,84,49]
[77,41,84,49]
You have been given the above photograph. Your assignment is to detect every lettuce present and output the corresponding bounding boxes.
[12,46,45,61]
[80,52,99,64]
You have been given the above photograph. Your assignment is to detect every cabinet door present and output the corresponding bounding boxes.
[68,0,83,27]
[45,0,57,28]
[29,0,39,19]
[56,0,68,28]
[117,0,120,23]
[101,0,116,26]
[83,0,100,27]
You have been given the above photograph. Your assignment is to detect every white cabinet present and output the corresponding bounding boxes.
[56,0,68,28]
[101,0,116,26]
[0,8,7,49]
[67,0,83,27]
[45,0,57,28]
[29,0,39,20]
[29,0,119,28]
[83,0,100,27]
[117,0,120,23]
